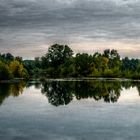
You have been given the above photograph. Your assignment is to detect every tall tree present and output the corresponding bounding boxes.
[43,44,73,68]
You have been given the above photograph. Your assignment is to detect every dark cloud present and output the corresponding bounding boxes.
[0,0,140,58]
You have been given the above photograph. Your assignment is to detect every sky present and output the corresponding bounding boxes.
[0,0,140,59]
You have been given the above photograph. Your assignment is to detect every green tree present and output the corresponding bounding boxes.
[43,44,73,68]
[9,60,28,78]
[103,49,120,69]
[75,53,93,76]
[0,61,13,80]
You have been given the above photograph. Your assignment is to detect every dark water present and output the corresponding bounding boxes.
[0,80,140,140]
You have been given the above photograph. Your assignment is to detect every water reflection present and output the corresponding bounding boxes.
[0,81,26,105]
[0,80,140,106]
[41,81,73,106]
[41,80,140,106]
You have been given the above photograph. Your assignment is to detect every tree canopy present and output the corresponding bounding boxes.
[1,44,140,80]
[42,44,73,68]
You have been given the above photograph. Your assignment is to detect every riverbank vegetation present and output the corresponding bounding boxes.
[1,44,140,80]
[24,44,140,79]
[0,53,28,80]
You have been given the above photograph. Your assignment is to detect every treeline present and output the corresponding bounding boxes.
[23,44,140,79]
[1,44,140,80]
[0,53,28,80]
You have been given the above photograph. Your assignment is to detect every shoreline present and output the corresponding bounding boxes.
[0,78,25,83]
[1,77,140,84]
[33,77,140,82]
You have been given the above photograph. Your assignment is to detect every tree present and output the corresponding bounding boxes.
[15,56,22,62]
[75,53,93,76]
[121,57,139,71]
[35,57,41,68]
[101,56,109,72]
[0,61,12,80]
[9,60,28,78]
[43,44,73,68]
[103,49,120,68]
[59,57,76,77]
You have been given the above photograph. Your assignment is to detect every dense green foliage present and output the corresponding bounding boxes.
[0,53,28,80]
[1,43,140,80]
[23,44,140,79]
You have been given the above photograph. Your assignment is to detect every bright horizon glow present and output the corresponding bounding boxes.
[11,41,140,59]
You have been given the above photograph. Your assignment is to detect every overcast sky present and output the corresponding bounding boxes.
[0,0,140,58]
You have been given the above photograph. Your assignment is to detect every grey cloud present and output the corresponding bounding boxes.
[0,0,140,58]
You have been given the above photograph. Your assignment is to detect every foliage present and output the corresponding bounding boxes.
[75,53,93,76]
[0,53,28,80]
[1,44,140,79]
[42,44,73,68]
[23,45,140,79]
[9,60,28,78]
[0,61,13,80]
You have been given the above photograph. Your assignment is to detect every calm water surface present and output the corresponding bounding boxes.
[0,80,140,140]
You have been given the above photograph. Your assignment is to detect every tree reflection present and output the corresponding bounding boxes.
[74,81,121,103]
[41,80,123,106]
[0,81,26,105]
[1,80,140,107]
[41,81,73,106]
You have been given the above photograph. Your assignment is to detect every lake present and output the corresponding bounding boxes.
[0,79,140,140]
